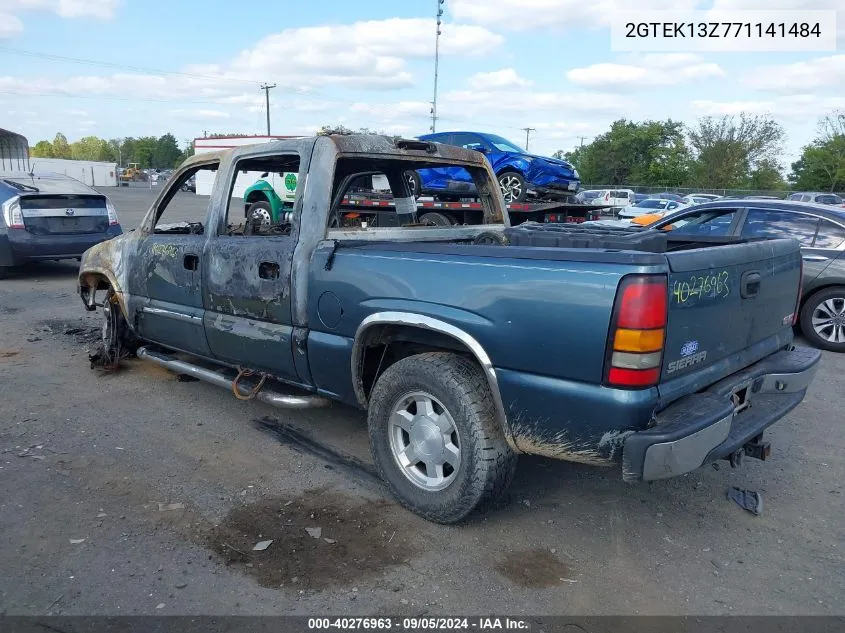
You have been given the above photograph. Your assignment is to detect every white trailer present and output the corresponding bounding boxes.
[28,158,118,187]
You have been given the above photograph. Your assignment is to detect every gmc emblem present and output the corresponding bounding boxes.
[65,209,75,216]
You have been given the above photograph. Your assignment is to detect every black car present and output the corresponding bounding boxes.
[0,173,122,277]
[647,199,845,352]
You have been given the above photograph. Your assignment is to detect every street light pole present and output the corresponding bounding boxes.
[430,0,445,133]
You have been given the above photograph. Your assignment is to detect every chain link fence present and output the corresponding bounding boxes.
[580,185,845,199]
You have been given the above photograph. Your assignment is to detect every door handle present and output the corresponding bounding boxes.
[740,270,761,298]
[183,254,199,271]
[258,261,280,279]
[803,255,829,262]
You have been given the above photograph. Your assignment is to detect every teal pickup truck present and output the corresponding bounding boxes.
[78,134,820,524]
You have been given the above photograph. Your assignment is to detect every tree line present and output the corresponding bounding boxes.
[556,112,845,192]
[29,133,194,169]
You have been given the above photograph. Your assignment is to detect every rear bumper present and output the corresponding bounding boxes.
[0,226,122,266]
[622,346,821,482]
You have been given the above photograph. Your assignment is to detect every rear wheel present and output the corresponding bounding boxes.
[498,171,526,203]
[800,287,845,352]
[367,352,517,524]
[246,200,273,226]
[418,211,453,226]
[100,292,139,361]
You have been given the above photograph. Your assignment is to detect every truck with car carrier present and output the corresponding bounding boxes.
[77,134,820,524]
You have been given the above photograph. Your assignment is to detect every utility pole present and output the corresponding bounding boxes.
[578,136,587,148]
[521,127,536,152]
[431,0,445,133]
[260,83,277,136]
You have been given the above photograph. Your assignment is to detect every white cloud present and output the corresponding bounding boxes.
[567,54,725,90]
[467,68,532,90]
[745,55,845,94]
[0,13,23,37]
[0,0,116,37]
[449,0,705,30]
[350,101,431,121]
[169,109,231,120]
[691,94,845,119]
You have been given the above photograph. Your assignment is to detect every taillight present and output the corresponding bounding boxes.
[106,199,119,226]
[1,196,24,229]
[605,275,668,389]
[792,258,803,326]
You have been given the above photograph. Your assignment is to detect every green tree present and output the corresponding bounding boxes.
[688,114,785,189]
[71,136,112,161]
[789,112,845,192]
[555,119,690,186]
[31,140,54,158]
[52,132,72,159]
[152,133,181,168]
[746,158,787,190]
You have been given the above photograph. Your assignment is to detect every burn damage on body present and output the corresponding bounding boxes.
[507,407,617,466]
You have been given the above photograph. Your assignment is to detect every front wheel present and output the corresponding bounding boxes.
[367,352,517,524]
[799,287,845,352]
[497,171,527,203]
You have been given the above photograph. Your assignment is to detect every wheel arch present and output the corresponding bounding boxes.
[351,312,517,450]
[78,268,127,318]
[800,280,845,309]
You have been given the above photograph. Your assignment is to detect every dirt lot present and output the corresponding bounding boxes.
[0,186,843,615]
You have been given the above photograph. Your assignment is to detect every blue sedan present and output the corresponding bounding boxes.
[412,131,580,203]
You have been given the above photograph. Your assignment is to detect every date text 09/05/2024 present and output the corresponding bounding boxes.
[307,618,529,630]
[625,22,822,38]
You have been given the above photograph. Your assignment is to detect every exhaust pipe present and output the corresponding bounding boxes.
[137,347,331,409]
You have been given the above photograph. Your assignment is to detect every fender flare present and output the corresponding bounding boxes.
[351,311,517,451]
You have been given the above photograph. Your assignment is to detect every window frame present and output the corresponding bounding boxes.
[142,158,220,234]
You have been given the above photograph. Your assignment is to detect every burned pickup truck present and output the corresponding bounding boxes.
[78,134,820,523]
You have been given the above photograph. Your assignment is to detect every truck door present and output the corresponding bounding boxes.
[202,151,301,384]
[131,161,218,357]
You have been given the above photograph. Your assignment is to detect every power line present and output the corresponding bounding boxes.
[260,83,277,135]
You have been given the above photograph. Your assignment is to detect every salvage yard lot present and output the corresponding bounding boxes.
[0,186,843,615]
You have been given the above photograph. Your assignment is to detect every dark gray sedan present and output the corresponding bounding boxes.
[647,199,845,352]
[0,172,122,278]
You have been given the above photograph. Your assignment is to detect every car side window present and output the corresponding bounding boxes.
[740,209,818,246]
[816,194,843,205]
[224,153,300,237]
[814,219,845,249]
[664,209,737,236]
[450,133,482,149]
[151,162,219,234]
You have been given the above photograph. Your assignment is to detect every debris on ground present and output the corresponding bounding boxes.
[69,539,86,544]
[253,540,273,551]
[305,527,322,539]
[156,603,165,610]
[323,538,337,544]
[728,487,763,516]
[157,502,186,512]
[175,582,188,589]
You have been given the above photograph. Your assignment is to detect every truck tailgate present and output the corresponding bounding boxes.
[661,238,801,384]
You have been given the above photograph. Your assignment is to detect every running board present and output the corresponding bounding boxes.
[136,347,331,410]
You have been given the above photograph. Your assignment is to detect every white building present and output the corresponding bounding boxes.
[29,157,118,187]
[192,135,301,198]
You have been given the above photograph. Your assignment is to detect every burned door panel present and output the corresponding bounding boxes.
[133,233,211,356]
[202,235,298,382]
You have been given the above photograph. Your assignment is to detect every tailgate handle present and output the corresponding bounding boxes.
[741,271,761,298]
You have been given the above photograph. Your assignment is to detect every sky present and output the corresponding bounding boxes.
[1,0,843,168]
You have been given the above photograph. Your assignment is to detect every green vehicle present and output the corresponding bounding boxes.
[243,171,298,225]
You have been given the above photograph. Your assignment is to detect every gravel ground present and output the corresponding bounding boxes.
[0,186,842,616]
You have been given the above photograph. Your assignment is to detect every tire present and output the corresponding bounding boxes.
[497,171,527,203]
[799,287,845,352]
[246,201,273,226]
[100,293,139,361]
[180,183,188,192]
[405,170,421,199]
[418,211,453,226]
[367,352,518,524]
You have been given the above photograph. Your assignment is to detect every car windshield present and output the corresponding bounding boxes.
[483,134,525,153]
[634,199,665,208]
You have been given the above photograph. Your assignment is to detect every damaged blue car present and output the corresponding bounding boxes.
[408,131,580,202]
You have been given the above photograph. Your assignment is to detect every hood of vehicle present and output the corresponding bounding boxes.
[524,154,574,170]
